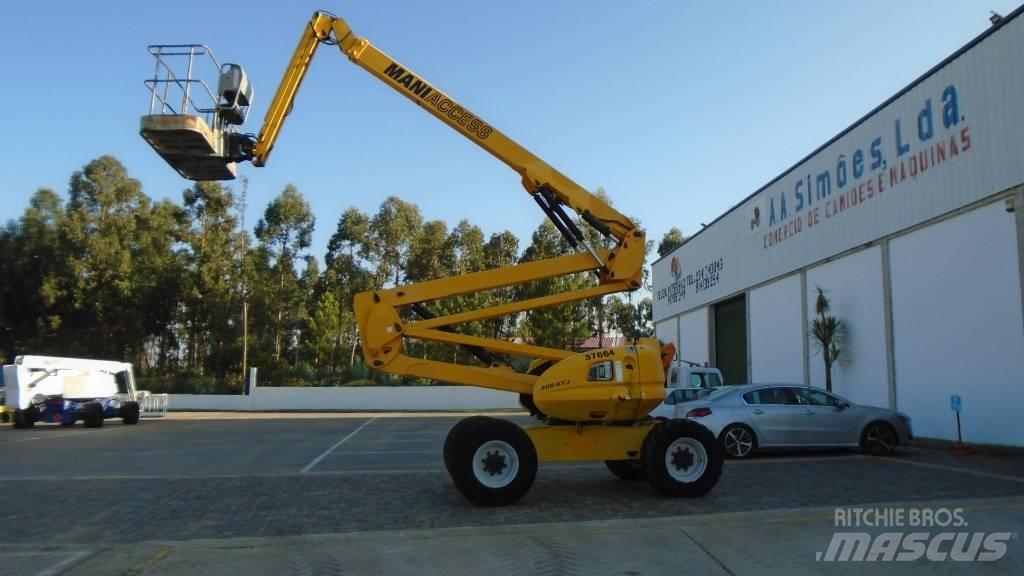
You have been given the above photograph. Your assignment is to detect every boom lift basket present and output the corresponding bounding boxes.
[140,45,252,180]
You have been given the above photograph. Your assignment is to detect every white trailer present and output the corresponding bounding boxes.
[2,355,167,428]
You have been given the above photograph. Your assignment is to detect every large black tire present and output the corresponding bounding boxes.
[82,402,104,428]
[605,460,647,481]
[719,424,757,459]
[861,421,897,456]
[443,416,538,506]
[13,408,36,429]
[120,401,141,425]
[643,419,723,497]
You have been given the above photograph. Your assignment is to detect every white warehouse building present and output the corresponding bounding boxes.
[652,10,1024,446]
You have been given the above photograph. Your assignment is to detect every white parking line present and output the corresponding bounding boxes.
[300,417,377,473]
[0,550,94,576]
[878,457,1024,484]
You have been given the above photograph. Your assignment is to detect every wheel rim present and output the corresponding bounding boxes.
[664,437,708,483]
[867,425,895,454]
[723,427,753,457]
[473,440,519,488]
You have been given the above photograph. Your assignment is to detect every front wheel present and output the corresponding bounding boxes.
[443,416,538,506]
[643,419,723,497]
[861,421,897,456]
[120,401,141,425]
[82,402,104,428]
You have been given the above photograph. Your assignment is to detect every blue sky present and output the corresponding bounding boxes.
[2,0,1021,262]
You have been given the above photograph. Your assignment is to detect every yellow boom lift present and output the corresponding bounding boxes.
[140,11,722,505]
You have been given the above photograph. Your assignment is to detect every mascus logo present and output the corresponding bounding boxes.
[383,62,493,139]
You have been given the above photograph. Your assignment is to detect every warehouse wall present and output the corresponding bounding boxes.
[748,274,804,383]
[678,307,710,366]
[890,201,1024,445]
[655,316,677,355]
[806,246,889,408]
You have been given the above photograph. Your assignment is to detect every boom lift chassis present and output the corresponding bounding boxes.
[141,10,722,505]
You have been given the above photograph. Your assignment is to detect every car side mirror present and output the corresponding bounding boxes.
[836,402,849,411]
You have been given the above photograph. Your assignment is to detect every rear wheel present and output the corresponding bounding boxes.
[720,424,757,459]
[605,460,647,481]
[12,407,36,429]
[82,402,104,428]
[643,419,723,497]
[443,416,538,506]
[120,401,141,425]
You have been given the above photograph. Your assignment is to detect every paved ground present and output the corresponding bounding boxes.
[1,413,1022,574]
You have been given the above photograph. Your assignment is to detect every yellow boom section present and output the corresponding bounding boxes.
[250,11,648,395]
[253,12,638,243]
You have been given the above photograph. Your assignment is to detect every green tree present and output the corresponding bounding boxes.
[254,185,315,364]
[406,220,450,283]
[608,296,654,341]
[368,196,422,287]
[54,156,164,362]
[519,220,592,349]
[322,207,376,372]
[308,291,343,369]
[809,286,845,392]
[325,207,370,268]
[181,181,248,379]
[657,227,686,257]
[482,230,520,340]
[132,199,186,374]
[0,189,65,358]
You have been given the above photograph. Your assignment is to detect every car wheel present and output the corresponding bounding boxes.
[720,424,757,459]
[13,408,35,429]
[82,402,104,428]
[120,401,141,425]
[605,460,647,481]
[443,416,538,506]
[861,421,897,456]
[642,419,723,497]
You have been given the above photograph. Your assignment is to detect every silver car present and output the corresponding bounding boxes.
[659,383,913,459]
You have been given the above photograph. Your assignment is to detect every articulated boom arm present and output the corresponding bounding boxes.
[252,11,649,394]
[255,12,639,244]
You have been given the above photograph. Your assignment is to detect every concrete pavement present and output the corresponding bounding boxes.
[4,496,1020,575]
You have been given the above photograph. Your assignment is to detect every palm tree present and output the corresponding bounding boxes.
[809,286,844,392]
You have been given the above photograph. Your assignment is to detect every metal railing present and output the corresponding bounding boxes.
[144,44,226,130]
[114,391,169,417]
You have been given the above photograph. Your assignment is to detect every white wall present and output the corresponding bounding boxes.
[168,386,522,411]
[678,307,710,365]
[890,201,1024,445]
[806,246,889,408]
[654,316,678,353]
[749,274,804,383]
[171,394,255,411]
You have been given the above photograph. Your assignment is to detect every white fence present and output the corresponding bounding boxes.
[168,386,523,411]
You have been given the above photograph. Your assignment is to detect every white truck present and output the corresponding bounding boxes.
[649,360,725,419]
[2,356,166,428]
